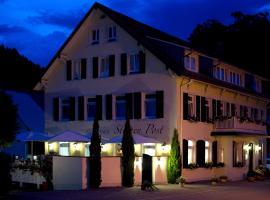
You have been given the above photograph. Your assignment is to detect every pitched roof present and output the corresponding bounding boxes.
[41,2,270,99]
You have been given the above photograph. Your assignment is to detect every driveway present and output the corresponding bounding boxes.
[7,179,270,200]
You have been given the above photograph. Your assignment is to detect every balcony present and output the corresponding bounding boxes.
[212,116,267,136]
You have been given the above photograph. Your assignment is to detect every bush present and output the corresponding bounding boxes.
[0,152,11,195]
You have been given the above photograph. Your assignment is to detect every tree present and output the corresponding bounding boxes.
[0,91,18,148]
[0,45,45,90]
[89,115,102,188]
[121,116,135,187]
[167,129,181,184]
[0,152,11,195]
[189,12,270,79]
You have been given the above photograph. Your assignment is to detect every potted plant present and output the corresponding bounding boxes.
[211,177,219,185]
[219,175,228,183]
[178,176,186,187]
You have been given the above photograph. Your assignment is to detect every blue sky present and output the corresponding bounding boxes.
[0,0,269,67]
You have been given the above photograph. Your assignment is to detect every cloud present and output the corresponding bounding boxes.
[0,24,67,67]
[27,9,87,29]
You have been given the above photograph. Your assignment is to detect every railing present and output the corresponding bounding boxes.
[213,116,267,134]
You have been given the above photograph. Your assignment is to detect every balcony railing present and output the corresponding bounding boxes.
[213,116,267,135]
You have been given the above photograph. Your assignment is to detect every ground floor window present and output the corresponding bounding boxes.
[85,143,90,157]
[59,142,70,156]
[143,143,156,156]
[188,140,195,164]
[205,141,211,163]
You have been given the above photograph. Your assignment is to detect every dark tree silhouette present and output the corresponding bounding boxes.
[0,152,11,195]
[189,12,270,79]
[0,45,45,90]
[121,116,135,187]
[0,91,18,147]
[89,115,101,188]
[167,129,181,184]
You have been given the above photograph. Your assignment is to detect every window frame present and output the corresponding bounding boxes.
[91,29,100,44]
[115,96,126,120]
[99,56,110,78]
[129,53,140,74]
[144,93,157,119]
[61,98,71,121]
[184,55,197,72]
[108,25,117,42]
[87,98,96,120]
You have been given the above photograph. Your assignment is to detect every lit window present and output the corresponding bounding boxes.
[108,25,116,41]
[184,56,196,71]
[92,29,99,44]
[85,143,90,157]
[188,140,194,164]
[61,98,70,120]
[59,142,70,156]
[87,98,96,120]
[99,57,109,77]
[205,141,210,162]
[116,96,126,119]
[129,53,140,73]
[145,94,156,118]
[143,143,156,156]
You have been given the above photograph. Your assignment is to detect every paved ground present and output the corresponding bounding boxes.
[6,179,270,200]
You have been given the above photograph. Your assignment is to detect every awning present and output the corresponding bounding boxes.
[211,131,268,137]
[108,134,160,144]
[49,131,90,142]
[16,131,50,142]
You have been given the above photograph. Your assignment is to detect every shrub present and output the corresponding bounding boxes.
[0,152,12,195]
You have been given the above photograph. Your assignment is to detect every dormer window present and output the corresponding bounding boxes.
[214,66,225,81]
[108,25,116,42]
[92,29,99,44]
[229,71,241,86]
[184,55,196,72]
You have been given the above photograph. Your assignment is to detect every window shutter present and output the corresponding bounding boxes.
[139,51,145,73]
[196,140,205,167]
[183,139,188,168]
[183,93,189,120]
[66,60,72,81]
[231,103,236,116]
[212,141,218,165]
[69,97,76,121]
[92,57,98,78]
[134,92,141,119]
[53,97,59,121]
[109,55,115,77]
[81,58,87,79]
[125,93,133,119]
[196,96,201,121]
[120,53,127,75]
[106,94,112,120]
[156,90,164,118]
[96,95,102,120]
[233,141,237,167]
[212,99,216,119]
[217,100,222,117]
[201,97,206,122]
[78,96,85,121]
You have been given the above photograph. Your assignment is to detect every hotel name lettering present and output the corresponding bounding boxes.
[99,123,164,135]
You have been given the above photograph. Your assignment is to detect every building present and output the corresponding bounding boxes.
[35,2,270,183]
[1,89,45,159]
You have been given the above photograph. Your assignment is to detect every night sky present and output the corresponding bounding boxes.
[0,0,269,67]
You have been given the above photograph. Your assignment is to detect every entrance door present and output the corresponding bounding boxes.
[142,154,152,184]
[248,143,254,172]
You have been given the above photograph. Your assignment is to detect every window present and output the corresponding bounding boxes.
[73,61,81,80]
[215,66,225,81]
[129,53,140,73]
[205,141,211,162]
[87,98,96,120]
[116,96,126,119]
[254,78,261,92]
[100,57,109,77]
[59,142,70,156]
[205,98,210,120]
[145,94,156,118]
[108,25,116,41]
[61,98,70,120]
[188,95,194,117]
[188,140,194,164]
[92,29,99,44]
[143,143,156,156]
[230,71,241,86]
[184,56,196,71]
[85,143,90,157]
